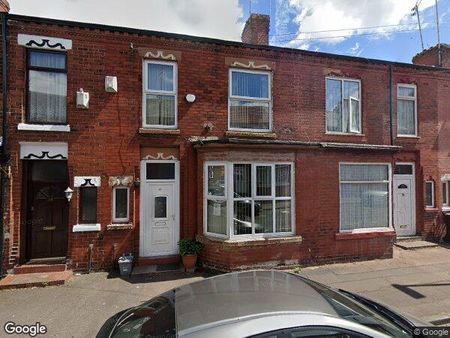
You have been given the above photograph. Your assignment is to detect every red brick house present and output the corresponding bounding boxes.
[1,2,450,272]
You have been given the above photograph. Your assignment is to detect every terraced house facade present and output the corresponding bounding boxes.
[1,2,450,272]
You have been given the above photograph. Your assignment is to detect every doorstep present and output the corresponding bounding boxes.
[0,270,73,290]
[131,263,183,275]
[394,239,439,250]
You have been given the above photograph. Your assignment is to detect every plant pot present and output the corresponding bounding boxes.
[182,254,197,271]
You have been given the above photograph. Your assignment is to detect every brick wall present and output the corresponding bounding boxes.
[2,16,448,270]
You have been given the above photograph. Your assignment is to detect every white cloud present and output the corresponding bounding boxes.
[275,0,438,48]
[9,0,244,40]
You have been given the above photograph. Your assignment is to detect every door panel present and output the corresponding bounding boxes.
[393,177,415,236]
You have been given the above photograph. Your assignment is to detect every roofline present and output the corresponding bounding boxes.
[6,13,450,73]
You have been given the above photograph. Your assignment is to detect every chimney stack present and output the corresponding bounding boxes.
[241,14,270,45]
[412,44,450,68]
[0,0,9,13]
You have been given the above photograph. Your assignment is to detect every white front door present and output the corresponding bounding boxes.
[393,172,415,236]
[140,160,179,257]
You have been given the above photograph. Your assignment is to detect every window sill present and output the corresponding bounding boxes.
[325,132,364,137]
[442,206,450,213]
[73,224,101,232]
[425,207,439,212]
[335,229,395,240]
[225,130,277,139]
[139,128,180,135]
[199,234,302,247]
[396,135,420,139]
[18,123,71,132]
[107,223,134,230]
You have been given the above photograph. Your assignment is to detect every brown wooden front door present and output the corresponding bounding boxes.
[27,161,69,259]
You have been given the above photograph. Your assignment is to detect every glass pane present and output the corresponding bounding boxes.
[234,200,252,235]
[155,196,167,218]
[28,70,67,123]
[146,163,175,180]
[340,165,388,181]
[425,182,433,207]
[234,164,251,198]
[340,183,389,230]
[398,86,415,97]
[31,161,67,183]
[208,166,225,196]
[230,100,270,130]
[256,166,272,196]
[231,71,269,98]
[394,164,413,175]
[326,79,342,132]
[343,81,360,133]
[443,183,447,205]
[80,187,97,223]
[29,51,66,69]
[145,94,175,126]
[115,188,128,220]
[148,63,174,91]
[276,165,291,197]
[276,200,291,232]
[207,200,227,235]
[397,99,416,135]
[255,200,273,233]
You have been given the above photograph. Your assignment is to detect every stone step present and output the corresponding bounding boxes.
[0,270,72,290]
[395,236,422,242]
[394,240,439,250]
[14,264,66,275]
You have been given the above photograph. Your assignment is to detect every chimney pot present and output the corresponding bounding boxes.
[241,13,270,46]
[0,0,9,13]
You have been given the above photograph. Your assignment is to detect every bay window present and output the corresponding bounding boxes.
[326,78,361,134]
[229,69,271,131]
[143,60,177,128]
[397,84,417,136]
[27,50,67,124]
[340,164,391,231]
[205,162,294,238]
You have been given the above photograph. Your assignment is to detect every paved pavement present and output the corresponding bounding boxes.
[1,246,450,337]
[299,246,450,324]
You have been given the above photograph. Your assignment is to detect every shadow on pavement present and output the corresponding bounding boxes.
[106,269,216,284]
[392,282,450,299]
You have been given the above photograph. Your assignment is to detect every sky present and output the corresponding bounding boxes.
[9,0,450,63]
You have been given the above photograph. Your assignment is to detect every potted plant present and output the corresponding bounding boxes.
[178,238,203,271]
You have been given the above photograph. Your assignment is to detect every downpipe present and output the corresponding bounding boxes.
[88,243,94,273]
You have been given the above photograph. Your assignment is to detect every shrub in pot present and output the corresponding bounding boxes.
[178,238,203,271]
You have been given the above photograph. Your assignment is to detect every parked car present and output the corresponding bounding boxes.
[97,270,428,338]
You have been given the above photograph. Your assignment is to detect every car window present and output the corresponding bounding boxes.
[250,326,370,338]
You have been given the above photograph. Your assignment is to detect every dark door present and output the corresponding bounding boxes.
[27,161,69,259]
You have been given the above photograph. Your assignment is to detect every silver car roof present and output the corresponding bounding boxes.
[174,270,340,333]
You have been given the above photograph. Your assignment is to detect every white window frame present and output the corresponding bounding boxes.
[112,186,130,223]
[142,60,178,129]
[442,179,449,208]
[204,161,295,240]
[397,84,417,137]
[425,180,435,209]
[228,68,272,132]
[325,77,362,135]
[339,162,392,233]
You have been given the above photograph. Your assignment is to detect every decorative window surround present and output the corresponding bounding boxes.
[18,123,70,132]
[73,224,101,232]
[74,176,101,187]
[108,176,134,187]
[18,34,72,50]
[20,142,68,160]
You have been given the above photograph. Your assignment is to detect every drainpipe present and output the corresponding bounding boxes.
[0,4,9,278]
[389,64,394,146]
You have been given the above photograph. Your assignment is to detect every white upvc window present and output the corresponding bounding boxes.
[442,179,449,207]
[228,69,272,132]
[425,180,435,209]
[142,60,177,128]
[397,84,417,137]
[326,77,361,134]
[339,163,392,232]
[204,162,294,239]
[112,187,130,223]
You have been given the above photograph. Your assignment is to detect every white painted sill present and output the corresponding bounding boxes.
[73,224,101,232]
[325,132,364,136]
[396,134,420,139]
[18,123,71,132]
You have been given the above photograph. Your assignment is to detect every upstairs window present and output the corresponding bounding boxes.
[229,69,271,131]
[326,78,361,134]
[27,50,67,124]
[397,84,417,136]
[143,61,177,128]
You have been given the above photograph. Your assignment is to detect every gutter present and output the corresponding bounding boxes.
[0,10,7,277]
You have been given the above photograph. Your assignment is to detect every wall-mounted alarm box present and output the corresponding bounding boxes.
[105,76,118,92]
[76,89,89,109]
